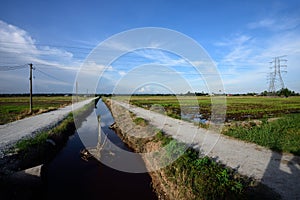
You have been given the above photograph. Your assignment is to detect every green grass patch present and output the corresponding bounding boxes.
[223,114,300,155]
[15,132,48,152]
[153,131,250,199]
[133,117,148,126]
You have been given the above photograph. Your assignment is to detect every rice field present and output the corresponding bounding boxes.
[113,95,300,155]
[120,95,300,121]
[0,96,75,124]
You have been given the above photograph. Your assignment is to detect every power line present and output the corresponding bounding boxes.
[35,68,68,83]
[34,63,79,71]
[0,63,264,77]
[0,64,27,71]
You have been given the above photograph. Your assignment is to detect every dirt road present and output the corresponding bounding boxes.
[112,100,300,200]
[0,98,96,156]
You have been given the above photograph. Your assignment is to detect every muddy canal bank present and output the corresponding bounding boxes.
[105,99,178,200]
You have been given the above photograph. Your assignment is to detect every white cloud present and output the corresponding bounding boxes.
[248,19,275,29]
[118,71,126,76]
[103,40,199,68]
[133,49,188,66]
[214,25,300,93]
[214,35,252,47]
[0,20,75,65]
[102,40,132,52]
[216,34,255,67]
[81,61,113,72]
[0,21,37,64]
[138,87,145,93]
[248,16,300,31]
[0,20,83,93]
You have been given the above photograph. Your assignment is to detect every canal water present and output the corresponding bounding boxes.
[42,99,157,200]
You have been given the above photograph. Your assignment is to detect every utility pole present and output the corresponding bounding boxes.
[29,63,33,113]
[76,81,78,102]
[268,56,287,95]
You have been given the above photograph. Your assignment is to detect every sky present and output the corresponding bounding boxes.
[0,0,299,94]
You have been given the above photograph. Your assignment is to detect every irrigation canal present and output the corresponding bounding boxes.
[42,99,157,200]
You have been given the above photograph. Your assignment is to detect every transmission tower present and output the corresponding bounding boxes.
[268,55,287,94]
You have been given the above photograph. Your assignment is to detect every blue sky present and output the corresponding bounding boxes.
[0,0,299,94]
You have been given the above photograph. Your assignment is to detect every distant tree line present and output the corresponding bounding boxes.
[185,88,299,97]
[1,89,298,98]
[228,88,299,97]
[260,88,299,97]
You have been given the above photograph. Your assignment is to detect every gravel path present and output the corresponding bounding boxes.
[0,98,96,156]
[112,100,300,200]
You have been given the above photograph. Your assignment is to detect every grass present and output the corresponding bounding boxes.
[156,131,248,198]
[223,113,300,156]
[115,95,300,121]
[133,117,148,126]
[15,131,49,152]
[10,100,95,165]
[0,95,89,125]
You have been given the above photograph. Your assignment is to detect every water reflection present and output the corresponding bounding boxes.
[181,107,208,124]
[43,99,157,200]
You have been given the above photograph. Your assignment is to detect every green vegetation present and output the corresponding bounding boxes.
[0,95,90,125]
[261,88,299,97]
[106,98,280,199]
[223,114,300,156]
[15,112,75,153]
[15,131,49,152]
[0,96,72,124]
[122,95,300,121]
[154,131,249,199]
[123,110,249,199]
[133,117,148,126]
[113,95,300,155]
[5,101,95,171]
[225,96,300,120]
